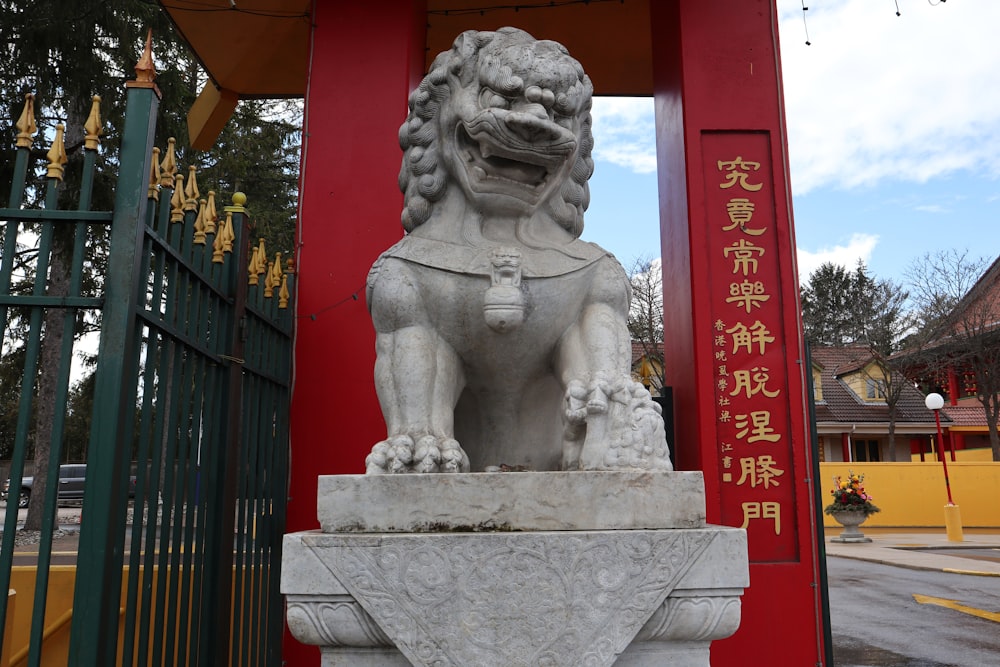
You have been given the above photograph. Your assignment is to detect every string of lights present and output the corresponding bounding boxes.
[799,0,947,45]
[156,0,309,19]
[429,0,624,18]
[298,285,365,321]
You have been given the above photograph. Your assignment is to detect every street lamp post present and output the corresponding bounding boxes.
[924,392,963,542]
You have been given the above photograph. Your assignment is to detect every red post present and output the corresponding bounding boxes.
[933,410,955,505]
[651,1,826,663]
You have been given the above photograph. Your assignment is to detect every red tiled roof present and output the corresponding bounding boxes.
[809,346,945,425]
[940,404,988,427]
[631,340,662,365]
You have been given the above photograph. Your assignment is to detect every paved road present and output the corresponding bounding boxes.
[828,556,1000,667]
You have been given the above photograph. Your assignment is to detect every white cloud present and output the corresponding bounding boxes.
[777,0,1000,194]
[590,97,657,174]
[796,233,879,281]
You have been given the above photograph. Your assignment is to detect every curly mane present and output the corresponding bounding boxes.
[397,27,595,238]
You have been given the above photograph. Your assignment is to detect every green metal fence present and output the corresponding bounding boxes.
[0,54,294,666]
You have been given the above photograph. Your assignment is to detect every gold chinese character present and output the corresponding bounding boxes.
[723,239,765,276]
[719,410,732,423]
[715,335,727,347]
[714,319,727,331]
[721,442,734,452]
[722,455,733,468]
[726,280,771,313]
[729,367,781,399]
[740,501,781,534]
[734,410,781,443]
[727,320,776,355]
[718,396,731,407]
[715,351,728,362]
[718,365,729,377]
[722,198,767,236]
[737,455,785,489]
[717,157,763,192]
[717,378,729,392]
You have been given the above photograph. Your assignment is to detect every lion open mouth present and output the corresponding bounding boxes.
[458,116,575,200]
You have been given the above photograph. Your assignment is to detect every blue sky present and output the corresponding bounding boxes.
[582,0,1000,287]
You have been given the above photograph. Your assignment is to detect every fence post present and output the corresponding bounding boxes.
[68,37,160,666]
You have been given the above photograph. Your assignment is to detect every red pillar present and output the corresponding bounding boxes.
[285,2,426,663]
[947,368,961,405]
[651,1,826,663]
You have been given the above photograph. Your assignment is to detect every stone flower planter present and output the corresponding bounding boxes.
[829,510,873,543]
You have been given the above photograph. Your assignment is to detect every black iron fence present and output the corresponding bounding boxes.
[0,56,293,667]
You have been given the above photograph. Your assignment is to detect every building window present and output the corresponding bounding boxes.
[865,378,885,401]
[853,439,880,462]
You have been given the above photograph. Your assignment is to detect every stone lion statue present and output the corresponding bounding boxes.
[364,27,671,474]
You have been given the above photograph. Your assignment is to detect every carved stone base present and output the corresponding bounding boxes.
[282,472,748,667]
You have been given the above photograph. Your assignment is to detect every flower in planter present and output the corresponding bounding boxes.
[824,470,880,516]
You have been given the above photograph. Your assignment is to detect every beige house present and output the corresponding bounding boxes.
[810,346,943,462]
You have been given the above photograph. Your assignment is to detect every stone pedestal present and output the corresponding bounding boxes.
[281,472,748,666]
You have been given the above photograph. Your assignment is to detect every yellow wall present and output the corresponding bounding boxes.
[819,462,1000,528]
[5,565,258,665]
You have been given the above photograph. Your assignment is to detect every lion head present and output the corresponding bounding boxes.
[398,27,595,239]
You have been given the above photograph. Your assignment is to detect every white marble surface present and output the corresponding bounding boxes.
[364,27,671,475]
[316,470,705,533]
[283,527,748,667]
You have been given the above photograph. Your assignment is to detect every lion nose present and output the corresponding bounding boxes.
[517,101,550,121]
[506,111,561,143]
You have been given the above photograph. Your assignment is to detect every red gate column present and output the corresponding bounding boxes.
[286,1,426,663]
[651,1,827,663]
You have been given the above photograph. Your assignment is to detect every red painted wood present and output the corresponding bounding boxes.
[287,1,825,664]
[651,1,827,663]
[284,2,426,664]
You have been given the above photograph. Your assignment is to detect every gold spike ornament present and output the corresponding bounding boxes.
[148,147,161,201]
[170,171,185,223]
[84,95,103,150]
[46,124,68,181]
[160,138,178,189]
[204,191,217,235]
[184,165,200,212]
[15,93,37,149]
[193,198,207,245]
[279,273,290,309]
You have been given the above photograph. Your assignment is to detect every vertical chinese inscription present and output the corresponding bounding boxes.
[704,135,798,562]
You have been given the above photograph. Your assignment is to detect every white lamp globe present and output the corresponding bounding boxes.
[925,392,945,411]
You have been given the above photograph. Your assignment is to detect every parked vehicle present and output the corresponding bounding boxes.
[2,464,135,508]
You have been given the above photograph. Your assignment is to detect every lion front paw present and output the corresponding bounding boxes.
[366,434,470,474]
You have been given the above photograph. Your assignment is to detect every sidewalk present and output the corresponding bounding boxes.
[824,527,1000,576]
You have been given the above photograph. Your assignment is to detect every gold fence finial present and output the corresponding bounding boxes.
[212,215,226,263]
[221,210,235,253]
[171,171,185,222]
[256,239,267,276]
[46,123,68,180]
[264,259,276,297]
[213,209,235,264]
[184,165,199,211]
[149,147,161,200]
[279,273,290,309]
[205,190,217,235]
[16,93,37,149]
[84,95,103,150]
[248,243,261,286]
[134,28,157,85]
[194,198,207,245]
[160,137,177,188]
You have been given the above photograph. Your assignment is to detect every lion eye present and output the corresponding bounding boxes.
[479,89,510,110]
